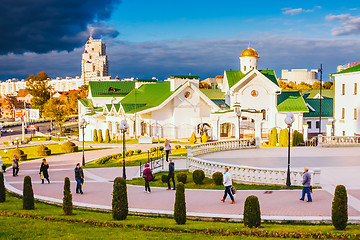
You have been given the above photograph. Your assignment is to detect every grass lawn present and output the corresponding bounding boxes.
[84,148,187,168]
[0,192,359,239]
[127,170,302,190]
[0,145,110,167]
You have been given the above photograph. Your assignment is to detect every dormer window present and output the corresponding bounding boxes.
[108,87,115,92]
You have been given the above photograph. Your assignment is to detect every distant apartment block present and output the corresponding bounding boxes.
[281,69,319,85]
[337,61,360,72]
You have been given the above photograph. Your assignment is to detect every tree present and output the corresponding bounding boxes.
[174,182,186,224]
[43,98,69,133]
[1,95,22,118]
[66,91,81,115]
[201,132,208,143]
[279,128,289,147]
[112,177,128,220]
[323,81,333,89]
[332,185,348,230]
[199,81,211,89]
[0,172,5,202]
[26,72,52,115]
[23,176,35,210]
[189,132,197,144]
[269,127,278,146]
[93,129,98,142]
[105,129,111,143]
[312,82,321,89]
[243,195,261,228]
[62,177,73,215]
[296,82,312,89]
[98,129,103,143]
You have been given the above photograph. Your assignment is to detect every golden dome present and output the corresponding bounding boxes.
[240,40,259,58]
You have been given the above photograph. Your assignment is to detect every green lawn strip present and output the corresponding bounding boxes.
[84,148,187,168]
[127,171,302,190]
[0,145,111,166]
[0,192,359,239]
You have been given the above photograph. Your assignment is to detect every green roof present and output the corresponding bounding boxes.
[171,75,200,79]
[105,104,112,112]
[299,89,334,99]
[225,70,249,88]
[120,81,175,113]
[94,107,103,112]
[259,70,279,86]
[79,98,90,107]
[332,64,360,75]
[136,79,157,82]
[303,98,333,118]
[200,89,225,99]
[89,81,135,97]
[211,99,229,109]
[277,90,308,112]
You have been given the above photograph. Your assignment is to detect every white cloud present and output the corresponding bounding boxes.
[282,6,320,16]
[326,14,360,35]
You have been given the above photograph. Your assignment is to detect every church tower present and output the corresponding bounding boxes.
[239,41,259,74]
[81,36,109,84]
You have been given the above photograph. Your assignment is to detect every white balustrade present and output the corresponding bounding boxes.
[318,135,360,146]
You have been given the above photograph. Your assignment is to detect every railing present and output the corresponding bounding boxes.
[318,135,360,146]
[188,157,321,187]
[139,148,164,176]
[187,138,258,157]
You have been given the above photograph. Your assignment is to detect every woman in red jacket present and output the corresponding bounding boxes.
[143,163,153,193]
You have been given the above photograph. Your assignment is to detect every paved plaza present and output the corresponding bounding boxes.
[3,145,360,222]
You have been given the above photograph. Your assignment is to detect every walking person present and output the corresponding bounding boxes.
[220,167,235,204]
[167,159,175,190]
[39,158,50,184]
[300,168,312,202]
[143,163,153,193]
[164,139,171,162]
[12,155,19,177]
[74,163,84,194]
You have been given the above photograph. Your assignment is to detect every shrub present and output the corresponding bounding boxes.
[112,177,128,220]
[9,148,27,161]
[62,177,73,215]
[98,129,103,143]
[93,129,98,142]
[135,149,142,154]
[0,172,5,202]
[279,128,289,147]
[23,176,34,210]
[212,172,223,185]
[161,175,168,183]
[36,145,51,156]
[158,146,164,151]
[177,172,187,184]
[201,133,208,143]
[192,170,205,184]
[174,182,186,225]
[332,185,348,230]
[243,195,261,228]
[189,132,197,144]
[61,141,78,153]
[175,145,181,149]
[105,129,111,143]
[269,127,278,146]
[150,147,156,152]
[127,150,134,156]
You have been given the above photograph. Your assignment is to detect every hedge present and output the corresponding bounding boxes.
[9,148,27,161]
[61,141,78,153]
[193,170,205,184]
[36,145,51,156]
[177,172,187,184]
[212,172,223,185]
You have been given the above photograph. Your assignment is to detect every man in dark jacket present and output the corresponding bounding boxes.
[74,163,84,194]
[167,159,175,190]
[300,167,312,202]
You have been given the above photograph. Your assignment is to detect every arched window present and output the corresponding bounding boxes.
[244,66,246,71]
[261,109,266,120]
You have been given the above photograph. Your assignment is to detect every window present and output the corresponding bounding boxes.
[261,109,266,120]
[355,83,358,95]
[342,84,345,95]
[342,108,345,119]
[343,131,345,136]
[307,121,312,129]
[244,66,246,71]
[316,121,320,129]
[355,108,357,120]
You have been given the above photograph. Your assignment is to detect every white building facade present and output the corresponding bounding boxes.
[281,69,319,85]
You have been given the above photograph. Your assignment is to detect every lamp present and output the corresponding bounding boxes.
[119,120,129,179]
[284,112,295,187]
[236,109,242,140]
[80,118,87,166]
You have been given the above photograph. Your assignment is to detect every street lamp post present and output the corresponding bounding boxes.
[119,120,129,179]
[80,119,87,166]
[236,109,242,140]
[284,112,295,188]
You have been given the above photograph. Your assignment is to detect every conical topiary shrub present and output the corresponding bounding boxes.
[279,128,289,147]
[36,145,51,156]
[0,172,5,202]
[269,127,278,146]
[243,195,261,228]
[189,132,197,144]
[62,177,73,215]
[332,185,348,230]
[105,129,111,143]
[23,176,34,210]
[98,129,103,143]
[174,182,186,224]
[112,177,128,220]
[93,129,98,142]
[201,132,208,143]
[10,148,27,161]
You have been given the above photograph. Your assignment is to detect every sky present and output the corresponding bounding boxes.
[1,0,360,81]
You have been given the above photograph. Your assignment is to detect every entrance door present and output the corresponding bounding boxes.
[220,123,232,137]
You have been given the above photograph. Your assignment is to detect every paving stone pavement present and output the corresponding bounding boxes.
[3,146,360,222]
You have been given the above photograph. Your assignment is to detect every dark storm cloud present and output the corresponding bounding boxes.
[0,0,121,54]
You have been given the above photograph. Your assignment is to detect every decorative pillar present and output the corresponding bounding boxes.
[302,124,309,141]
[326,124,332,136]
[254,120,262,139]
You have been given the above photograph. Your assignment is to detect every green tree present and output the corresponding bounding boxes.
[312,82,321,89]
[174,182,186,224]
[279,128,289,147]
[93,129,98,142]
[189,132,197,144]
[112,177,128,220]
[243,195,261,228]
[269,127,278,146]
[201,132,208,143]
[0,172,5,202]
[98,129,103,143]
[105,129,111,143]
[66,91,81,115]
[323,81,333,89]
[43,98,69,133]
[26,72,52,115]
[62,177,73,215]
[332,185,348,230]
[23,176,34,210]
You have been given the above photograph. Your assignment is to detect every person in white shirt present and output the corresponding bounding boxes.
[220,167,235,204]
[164,139,171,162]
